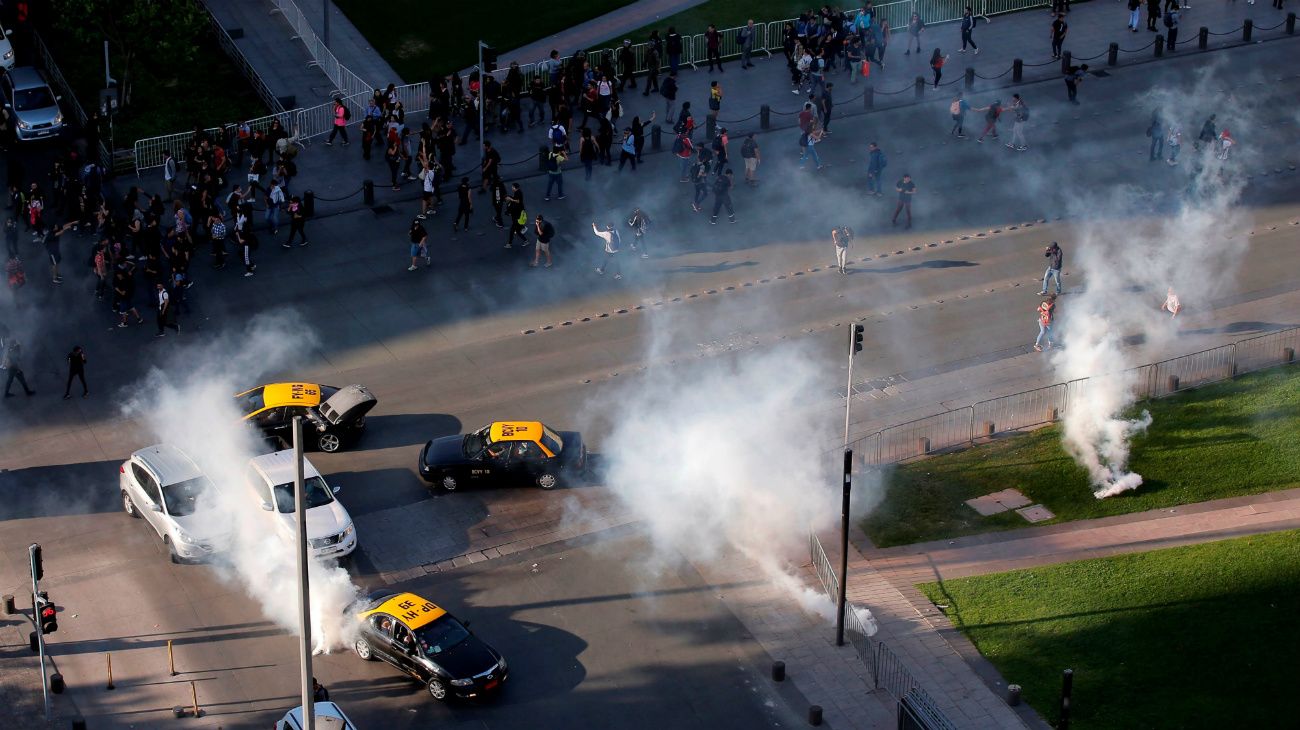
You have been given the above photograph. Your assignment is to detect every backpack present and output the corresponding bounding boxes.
[343,105,352,121]
[550,124,567,145]
[1163,12,1174,28]
[950,100,962,116]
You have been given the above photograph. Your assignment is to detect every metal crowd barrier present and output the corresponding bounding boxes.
[202,3,285,114]
[267,0,372,98]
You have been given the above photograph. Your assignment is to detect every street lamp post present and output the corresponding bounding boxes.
[477,41,487,169]
[322,0,330,50]
[293,417,315,730]
[836,323,865,646]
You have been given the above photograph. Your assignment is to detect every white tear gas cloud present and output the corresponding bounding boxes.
[122,311,362,652]
[1051,61,1254,498]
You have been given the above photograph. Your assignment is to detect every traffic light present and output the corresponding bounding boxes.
[37,594,57,635]
[482,45,498,73]
[30,544,43,581]
[851,324,865,355]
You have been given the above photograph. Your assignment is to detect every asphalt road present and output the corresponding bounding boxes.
[0,33,1298,730]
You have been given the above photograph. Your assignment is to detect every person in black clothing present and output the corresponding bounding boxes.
[504,183,528,248]
[892,174,916,229]
[960,7,979,53]
[312,678,329,703]
[3,337,34,397]
[1146,0,1162,31]
[618,40,637,90]
[666,27,684,74]
[453,178,473,233]
[710,168,736,225]
[531,214,555,268]
[1050,15,1068,59]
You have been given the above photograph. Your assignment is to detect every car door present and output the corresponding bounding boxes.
[131,463,167,537]
[479,444,511,483]
[389,624,423,677]
[366,615,400,666]
[256,407,292,444]
[509,441,549,483]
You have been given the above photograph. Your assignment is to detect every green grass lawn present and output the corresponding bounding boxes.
[335,0,635,82]
[864,367,1300,547]
[918,530,1300,729]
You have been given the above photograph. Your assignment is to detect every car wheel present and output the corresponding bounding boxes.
[122,491,141,518]
[427,678,448,701]
[536,472,559,490]
[440,475,459,492]
[354,638,375,661]
[318,432,342,453]
[164,537,181,564]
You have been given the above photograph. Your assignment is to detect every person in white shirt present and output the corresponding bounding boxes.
[1161,287,1182,317]
[592,221,622,279]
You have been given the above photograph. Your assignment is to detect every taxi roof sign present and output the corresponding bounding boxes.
[263,383,324,408]
[489,421,544,442]
[357,592,447,630]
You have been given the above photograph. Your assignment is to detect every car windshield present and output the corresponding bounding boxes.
[415,615,471,656]
[235,388,265,416]
[271,475,335,513]
[463,427,491,457]
[162,476,213,517]
[13,87,55,112]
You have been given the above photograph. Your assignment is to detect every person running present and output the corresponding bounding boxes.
[833,226,853,274]
[975,99,1003,143]
[1034,295,1056,351]
[710,169,737,224]
[453,178,473,233]
[532,214,554,268]
[2,337,35,397]
[408,218,429,271]
[950,92,970,138]
[1039,241,1063,295]
[892,173,916,229]
[627,208,651,259]
[63,345,88,399]
[592,221,622,279]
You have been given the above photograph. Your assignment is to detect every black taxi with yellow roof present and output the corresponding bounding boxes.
[235,382,376,453]
[353,591,507,701]
[418,420,586,491]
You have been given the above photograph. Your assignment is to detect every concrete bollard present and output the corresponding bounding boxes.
[536,146,548,172]
[963,66,975,90]
[1008,684,1022,706]
[808,705,823,726]
[1154,35,1164,57]
[1243,18,1253,42]
[1012,58,1023,82]
[914,76,926,99]
[772,661,786,681]
[1060,50,1072,75]
[1108,43,1119,66]
[651,124,662,151]
[72,718,87,730]
[3,594,13,614]
[1168,375,1180,392]
[362,179,375,205]
[760,104,771,129]
[1199,27,1209,50]
[863,86,874,109]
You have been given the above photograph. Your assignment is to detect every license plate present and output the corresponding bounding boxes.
[484,679,499,690]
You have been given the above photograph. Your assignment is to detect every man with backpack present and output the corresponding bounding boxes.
[866,142,887,197]
[975,99,1003,143]
[661,71,679,120]
[326,98,351,146]
[673,130,695,182]
[1008,94,1029,151]
[740,133,761,186]
[949,93,970,138]
[549,121,569,153]
[1064,64,1088,105]
[627,208,651,259]
[710,168,737,225]
[544,146,567,201]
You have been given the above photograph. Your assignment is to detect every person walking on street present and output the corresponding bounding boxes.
[930,49,948,88]
[1147,111,1165,161]
[643,42,661,96]
[707,81,723,134]
[1035,295,1057,351]
[163,150,177,202]
[155,283,180,337]
[691,152,711,212]
[627,207,651,258]
[711,128,729,175]
[592,221,622,278]
[892,173,916,228]
[1216,128,1234,160]
[959,7,980,53]
[1164,7,1180,51]
[504,184,528,248]
[326,97,351,146]
[63,345,87,399]
[617,129,638,172]
[1194,114,1216,152]
[618,40,637,91]
[1008,93,1029,150]
[285,196,308,247]
[1147,0,1162,31]
[1050,14,1068,59]
[950,92,970,137]
[2,337,35,397]
[866,142,887,197]
[819,83,835,132]
[266,179,285,238]
[662,71,679,121]
[710,169,737,224]
[799,126,825,171]
[905,12,926,55]
[833,225,853,273]
[667,27,684,74]
[1128,0,1142,31]
[975,99,1003,143]
[408,218,430,271]
[544,146,567,200]
[1167,123,1183,165]
[532,214,555,268]
[1064,64,1087,104]
[453,178,473,233]
[673,130,696,182]
[1039,241,1063,295]
[740,133,761,185]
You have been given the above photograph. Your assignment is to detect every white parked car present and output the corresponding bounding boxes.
[0,22,15,70]
[120,444,227,563]
[276,701,357,729]
[245,450,357,560]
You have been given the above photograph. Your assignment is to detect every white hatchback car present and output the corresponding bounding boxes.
[120,444,227,563]
[245,450,357,560]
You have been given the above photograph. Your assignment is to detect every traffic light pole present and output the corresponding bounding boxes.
[836,324,863,646]
[293,418,315,730]
[29,544,49,722]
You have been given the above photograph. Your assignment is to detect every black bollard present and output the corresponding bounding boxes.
[362,179,374,206]
[760,104,771,129]
[705,114,716,140]
[1199,26,1209,49]
[1154,35,1164,57]
[808,705,823,726]
[651,124,662,151]
[1059,669,1074,730]
[51,673,65,694]
[2,594,13,614]
[302,189,315,217]
[1243,18,1253,42]
[1108,42,1119,66]
[72,719,87,730]
[863,86,874,109]
[772,661,786,681]
[963,66,975,90]
[29,631,37,653]
[537,146,548,172]
[914,75,926,99]
[1008,684,1022,706]
[1288,12,1296,34]
[1012,58,1023,82]
[1060,50,1071,75]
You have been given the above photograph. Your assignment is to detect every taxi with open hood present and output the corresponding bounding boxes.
[418,421,586,491]
[353,591,507,701]
[235,382,376,453]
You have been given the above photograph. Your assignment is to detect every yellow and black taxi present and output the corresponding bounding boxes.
[418,421,587,491]
[235,383,377,453]
[353,591,507,701]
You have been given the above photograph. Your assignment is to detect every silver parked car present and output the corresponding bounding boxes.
[2,67,63,141]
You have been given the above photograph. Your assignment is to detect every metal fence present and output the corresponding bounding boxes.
[853,326,1300,466]
[267,0,372,99]
[202,2,285,115]
[808,531,956,729]
[29,30,116,169]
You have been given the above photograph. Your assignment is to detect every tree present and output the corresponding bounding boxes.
[50,0,207,107]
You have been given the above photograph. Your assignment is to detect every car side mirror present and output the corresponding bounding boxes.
[260,501,275,511]
[332,485,340,494]
[4,29,11,36]
[55,95,62,102]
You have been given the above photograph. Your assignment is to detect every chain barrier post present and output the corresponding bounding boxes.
[537,146,547,172]
[1108,42,1119,65]
[651,124,662,151]
[913,75,925,99]
[1287,12,1296,34]
[963,66,975,89]
[303,190,315,217]
[760,104,771,129]
[362,179,374,205]
[1012,58,1023,81]
[1154,34,1164,57]
[1198,27,1209,49]
[863,85,873,109]
[1060,50,1072,75]
[1243,18,1253,41]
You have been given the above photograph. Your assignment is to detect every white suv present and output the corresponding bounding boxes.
[120,445,227,563]
[245,450,357,560]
